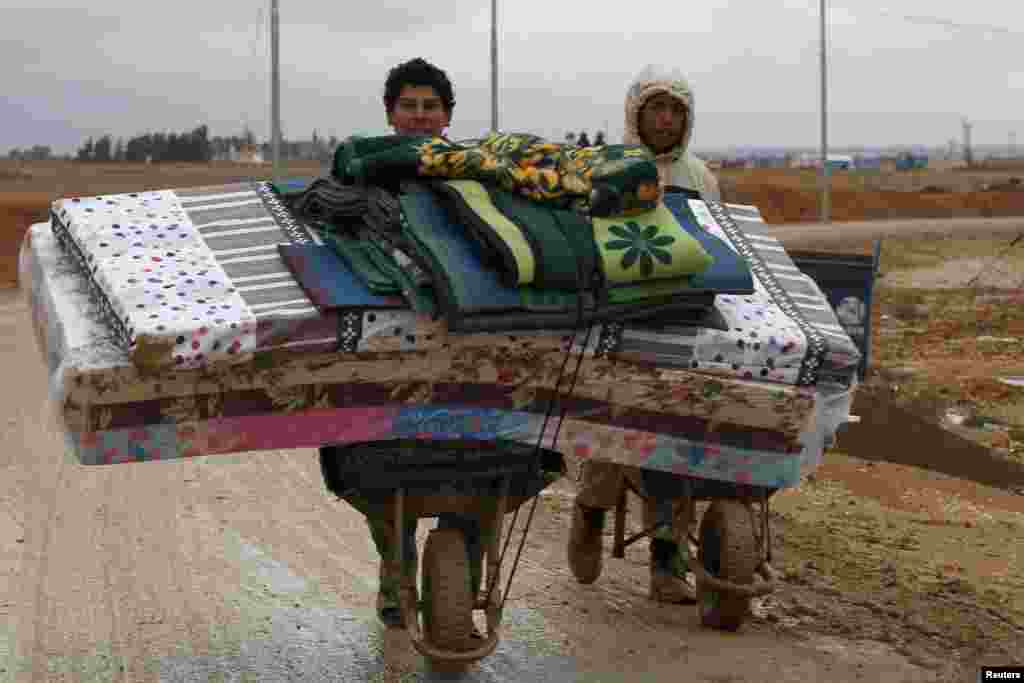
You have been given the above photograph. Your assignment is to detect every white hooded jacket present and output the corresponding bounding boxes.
[623,65,721,200]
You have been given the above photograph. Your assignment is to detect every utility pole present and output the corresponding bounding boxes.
[490,0,499,132]
[818,0,831,223]
[270,0,281,179]
[962,117,973,168]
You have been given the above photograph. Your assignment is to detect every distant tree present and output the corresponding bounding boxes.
[74,124,227,163]
[164,132,180,161]
[152,132,168,161]
[594,131,606,146]
[124,134,148,162]
[210,135,230,160]
[76,137,94,161]
[577,131,591,147]
[7,148,22,160]
[192,125,212,162]
[93,135,113,162]
[24,145,53,161]
[564,132,577,144]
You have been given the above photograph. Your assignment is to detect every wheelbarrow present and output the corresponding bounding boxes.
[599,469,781,632]
[319,438,565,666]
[590,234,882,632]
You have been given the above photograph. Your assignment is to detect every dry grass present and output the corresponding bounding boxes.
[878,233,1024,283]
[720,166,1024,194]
[0,159,324,196]
[718,167,1024,223]
[856,229,1024,466]
[768,462,1024,669]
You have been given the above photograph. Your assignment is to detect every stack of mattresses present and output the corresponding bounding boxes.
[21,181,857,488]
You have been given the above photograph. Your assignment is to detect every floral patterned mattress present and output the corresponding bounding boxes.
[47,182,860,389]
[21,222,855,488]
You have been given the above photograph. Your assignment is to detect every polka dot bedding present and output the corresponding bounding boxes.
[52,190,258,368]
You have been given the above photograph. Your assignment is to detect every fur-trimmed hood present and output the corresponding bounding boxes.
[623,64,695,163]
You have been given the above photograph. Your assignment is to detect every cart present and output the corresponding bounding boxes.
[318,439,565,665]
[590,241,882,632]
[595,472,779,632]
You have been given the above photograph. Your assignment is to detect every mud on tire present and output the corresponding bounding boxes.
[696,500,760,632]
[421,528,476,652]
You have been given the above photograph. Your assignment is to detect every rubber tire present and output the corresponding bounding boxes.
[696,500,759,632]
[421,528,476,653]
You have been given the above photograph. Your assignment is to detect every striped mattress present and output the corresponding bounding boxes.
[50,181,860,386]
[53,182,353,367]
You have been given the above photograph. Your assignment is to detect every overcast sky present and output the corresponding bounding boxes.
[3,0,1022,155]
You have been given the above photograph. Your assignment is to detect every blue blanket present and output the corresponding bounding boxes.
[277,244,407,311]
[666,192,755,293]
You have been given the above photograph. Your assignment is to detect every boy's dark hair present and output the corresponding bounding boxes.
[383,58,455,115]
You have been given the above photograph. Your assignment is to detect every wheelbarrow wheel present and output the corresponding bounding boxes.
[421,527,476,653]
[696,500,759,632]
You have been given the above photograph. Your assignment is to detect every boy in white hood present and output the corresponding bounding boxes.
[567,65,719,604]
[623,64,720,199]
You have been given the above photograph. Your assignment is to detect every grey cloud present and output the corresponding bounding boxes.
[2,1,1022,154]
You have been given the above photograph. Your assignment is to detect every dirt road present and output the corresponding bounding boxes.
[769,215,1024,252]
[0,293,957,680]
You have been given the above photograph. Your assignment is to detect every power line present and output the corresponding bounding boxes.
[830,4,1022,37]
[877,8,1016,35]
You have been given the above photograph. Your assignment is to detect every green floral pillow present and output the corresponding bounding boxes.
[592,202,713,284]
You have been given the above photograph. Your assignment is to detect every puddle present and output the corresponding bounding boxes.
[157,606,584,682]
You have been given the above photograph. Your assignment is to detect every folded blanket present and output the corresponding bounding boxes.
[363,224,439,316]
[433,180,717,297]
[284,179,406,255]
[432,179,537,287]
[606,191,756,304]
[321,232,404,295]
[342,132,662,217]
[667,195,755,293]
[364,186,403,239]
[591,202,713,288]
[450,179,598,290]
[332,135,418,185]
[272,176,318,196]
[278,244,407,311]
[286,177,372,224]
[399,184,576,322]
[398,183,715,332]
[475,134,661,217]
